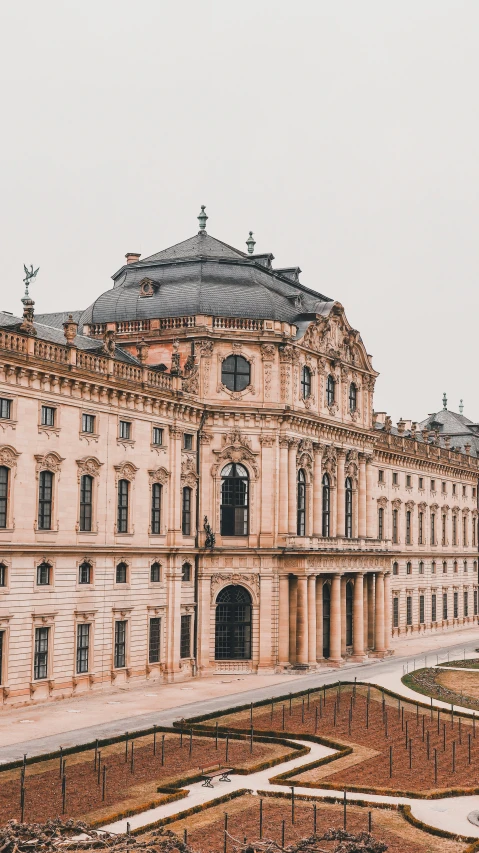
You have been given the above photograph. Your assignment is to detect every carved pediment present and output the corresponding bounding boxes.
[213,430,259,478]
[35,451,64,474]
[181,457,198,487]
[0,445,20,468]
[148,466,170,485]
[114,461,138,482]
[76,456,103,480]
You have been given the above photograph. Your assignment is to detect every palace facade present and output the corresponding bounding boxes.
[0,210,477,704]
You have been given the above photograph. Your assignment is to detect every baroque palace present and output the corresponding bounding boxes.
[0,208,477,705]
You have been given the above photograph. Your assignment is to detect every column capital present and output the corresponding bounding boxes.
[279,436,290,448]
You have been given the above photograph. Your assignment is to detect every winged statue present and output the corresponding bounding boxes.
[23,264,40,297]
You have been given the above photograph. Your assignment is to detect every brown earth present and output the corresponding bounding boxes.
[436,670,479,700]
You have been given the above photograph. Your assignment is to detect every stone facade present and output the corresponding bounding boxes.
[0,225,477,705]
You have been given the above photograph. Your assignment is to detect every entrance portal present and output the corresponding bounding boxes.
[215,585,252,660]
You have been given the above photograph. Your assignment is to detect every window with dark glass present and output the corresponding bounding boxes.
[34,627,49,679]
[0,466,8,529]
[301,366,311,399]
[419,477,424,489]
[432,560,436,573]
[419,561,424,574]
[322,474,330,537]
[80,474,93,532]
[406,596,412,626]
[152,427,163,446]
[221,355,251,392]
[452,484,457,496]
[393,598,399,628]
[36,561,51,586]
[442,481,447,494]
[0,398,11,419]
[0,630,3,684]
[432,593,437,621]
[464,560,468,573]
[349,383,357,412]
[392,561,398,575]
[406,561,412,575]
[418,512,424,544]
[406,510,411,544]
[474,589,478,616]
[181,562,191,582]
[463,516,467,546]
[150,561,161,583]
[119,420,131,440]
[463,485,467,497]
[38,470,53,530]
[116,561,128,584]
[151,483,162,534]
[0,563,5,586]
[82,413,95,434]
[406,475,412,488]
[149,617,161,663]
[431,479,436,491]
[378,507,384,539]
[183,433,193,451]
[220,464,248,536]
[454,591,458,619]
[117,479,129,533]
[215,585,252,660]
[378,470,384,483]
[431,513,436,544]
[297,469,306,536]
[454,560,458,573]
[79,561,91,584]
[180,615,191,659]
[452,515,457,545]
[443,560,447,574]
[114,620,126,668]
[182,486,192,535]
[443,593,448,620]
[76,623,90,673]
[474,519,477,547]
[392,472,398,486]
[392,509,398,544]
[345,477,353,538]
[326,375,335,406]
[419,595,425,624]
[464,590,469,617]
[41,406,55,427]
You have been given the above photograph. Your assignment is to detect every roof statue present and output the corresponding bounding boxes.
[459,399,464,414]
[442,392,447,410]
[22,264,40,298]
[246,231,256,254]
[197,205,208,233]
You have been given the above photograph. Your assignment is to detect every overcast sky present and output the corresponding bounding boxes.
[1,1,477,424]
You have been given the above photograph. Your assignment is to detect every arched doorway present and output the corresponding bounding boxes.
[322,583,331,658]
[215,585,252,660]
[346,582,353,647]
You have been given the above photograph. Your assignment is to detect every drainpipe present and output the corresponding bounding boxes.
[194,404,207,675]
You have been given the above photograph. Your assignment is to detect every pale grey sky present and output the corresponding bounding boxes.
[1,1,477,424]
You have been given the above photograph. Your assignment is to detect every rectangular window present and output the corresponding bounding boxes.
[182,562,191,582]
[418,512,424,544]
[114,620,127,668]
[452,484,456,496]
[36,562,51,585]
[392,509,398,544]
[38,470,53,530]
[392,562,398,575]
[183,433,193,451]
[419,561,424,574]
[393,598,399,628]
[119,420,131,440]
[442,482,447,494]
[406,511,411,544]
[419,595,425,624]
[41,405,56,427]
[392,472,398,486]
[182,487,192,535]
[454,591,458,619]
[463,485,467,497]
[81,413,95,434]
[474,589,478,616]
[406,475,412,488]
[79,474,93,532]
[180,615,191,659]
[464,590,469,617]
[431,561,436,574]
[378,508,384,540]
[473,519,477,548]
[419,477,424,490]
[463,516,467,546]
[34,627,49,680]
[452,515,457,545]
[149,617,161,664]
[406,596,412,626]
[152,427,163,446]
[431,513,436,545]
[0,398,11,419]
[378,470,384,483]
[443,593,448,620]
[0,563,5,586]
[473,487,477,499]
[0,466,9,529]
[151,483,162,534]
[117,480,129,533]
[406,562,412,575]
[76,623,90,674]
[431,479,436,492]
[0,630,3,684]
[432,593,437,622]
[442,515,447,546]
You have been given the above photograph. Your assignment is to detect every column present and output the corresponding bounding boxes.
[352,573,365,660]
[278,575,290,666]
[336,451,346,537]
[288,439,298,534]
[366,457,374,538]
[358,455,367,538]
[258,573,273,670]
[197,573,212,673]
[312,445,322,536]
[383,571,392,652]
[363,576,369,649]
[374,572,385,654]
[316,577,323,661]
[329,573,342,664]
[341,576,347,657]
[165,559,182,680]
[308,575,317,666]
[168,425,182,540]
[279,438,289,534]
[296,576,309,664]
[288,576,297,664]
[259,436,274,545]
[367,573,375,649]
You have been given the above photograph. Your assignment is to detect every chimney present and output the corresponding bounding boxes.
[373,411,386,425]
[125,252,141,265]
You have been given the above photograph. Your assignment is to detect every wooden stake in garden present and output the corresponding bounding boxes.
[97,751,101,785]
[125,732,129,763]
[250,702,253,726]
[20,776,25,823]
[102,765,107,801]
[161,734,165,766]
[291,786,295,824]
[189,729,193,757]
[223,813,228,853]
[281,820,285,849]
[343,790,347,829]
[250,726,253,754]
[437,708,440,734]
[389,745,393,778]
[434,748,438,784]
[368,811,372,834]
[153,725,157,756]
[130,740,134,773]
[59,746,63,779]
[94,740,98,769]
[259,798,263,839]
[61,773,66,815]
[313,803,317,834]
[302,698,305,723]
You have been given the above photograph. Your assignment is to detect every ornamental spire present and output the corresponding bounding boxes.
[246,231,256,254]
[197,205,208,233]
[459,399,464,414]
[442,392,447,410]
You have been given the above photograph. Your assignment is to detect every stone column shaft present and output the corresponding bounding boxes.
[383,571,391,652]
[288,576,297,664]
[374,572,385,653]
[278,575,290,665]
[296,576,309,664]
[366,458,374,538]
[329,573,342,663]
[352,573,365,659]
[307,575,317,665]
[316,577,324,660]
[367,573,375,649]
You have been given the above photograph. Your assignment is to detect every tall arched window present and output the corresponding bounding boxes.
[301,366,311,399]
[322,473,330,537]
[322,583,331,658]
[326,375,335,406]
[79,474,93,532]
[378,507,384,540]
[221,355,251,392]
[117,479,129,533]
[0,466,8,529]
[297,469,306,536]
[182,487,192,535]
[345,477,353,538]
[220,463,249,536]
[38,470,53,530]
[346,582,353,646]
[349,383,357,412]
[151,482,162,535]
[215,585,252,660]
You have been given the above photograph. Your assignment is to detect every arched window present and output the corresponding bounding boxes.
[443,560,447,574]
[79,560,92,584]
[79,474,93,532]
[326,375,335,406]
[215,585,252,660]
[301,366,311,399]
[345,477,353,538]
[453,560,458,573]
[182,487,192,535]
[419,561,424,574]
[322,584,331,657]
[221,355,251,392]
[378,507,384,540]
[116,561,128,583]
[464,560,468,573]
[346,582,353,646]
[220,463,249,536]
[117,479,129,533]
[349,383,357,412]
[151,482,162,535]
[150,561,161,582]
[0,466,8,529]
[406,561,412,575]
[38,470,53,530]
[297,469,306,536]
[322,473,330,537]
[181,561,192,582]
[392,561,398,575]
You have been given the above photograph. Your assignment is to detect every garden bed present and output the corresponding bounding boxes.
[404,667,479,711]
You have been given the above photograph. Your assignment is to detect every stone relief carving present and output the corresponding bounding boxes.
[377,496,388,508]
[76,456,102,482]
[0,445,20,469]
[212,430,259,478]
[35,451,64,475]
[148,466,170,485]
[181,456,198,488]
[210,572,259,604]
[113,461,138,482]
[321,445,337,486]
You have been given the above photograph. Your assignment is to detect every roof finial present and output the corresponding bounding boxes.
[246,231,256,254]
[459,399,464,415]
[442,392,447,410]
[197,205,208,234]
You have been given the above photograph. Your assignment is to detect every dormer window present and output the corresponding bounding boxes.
[139,277,159,298]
